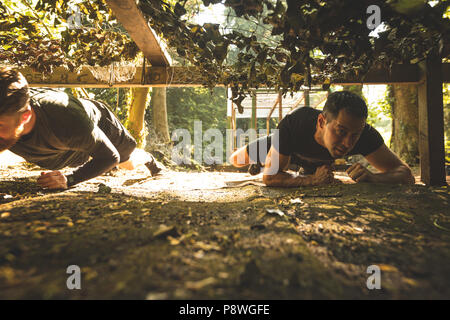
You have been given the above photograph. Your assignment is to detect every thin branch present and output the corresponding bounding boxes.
[20,0,54,38]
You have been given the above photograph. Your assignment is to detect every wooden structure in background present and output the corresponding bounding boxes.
[16,63,450,87]
[226,88,328,153]
[105,0,171,67]
[17,66,205,88]
[418,54,446,186]
[7,0,449,186]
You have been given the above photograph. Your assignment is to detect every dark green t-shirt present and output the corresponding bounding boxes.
[10,88,136,186]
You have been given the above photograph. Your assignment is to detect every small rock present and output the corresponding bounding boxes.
[97,183,111,194]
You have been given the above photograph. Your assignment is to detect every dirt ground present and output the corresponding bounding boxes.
[0,161,449,300]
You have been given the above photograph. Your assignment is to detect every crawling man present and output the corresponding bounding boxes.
[0,67,163,189]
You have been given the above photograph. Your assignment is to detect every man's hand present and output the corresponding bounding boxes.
[310,165,335,185]
[37,171,68,190]
[346,163,374,183]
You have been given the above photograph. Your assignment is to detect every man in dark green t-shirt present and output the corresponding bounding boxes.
[229,91,415,186]
[0,67,163,189]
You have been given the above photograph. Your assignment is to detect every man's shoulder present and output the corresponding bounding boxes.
[287,106,320,117]
[280,106,319,129]
[351,123,384,156]
[30,89,96,133]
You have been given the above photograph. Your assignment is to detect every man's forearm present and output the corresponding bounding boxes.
[371,165,415,185]
[263,171,314,187]
[66,156,119,187]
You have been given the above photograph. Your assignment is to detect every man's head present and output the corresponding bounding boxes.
[0,67,32,151]
[316,91,368,158]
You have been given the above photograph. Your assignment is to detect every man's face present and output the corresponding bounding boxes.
[320,109,366,158]
[0,113,23,151]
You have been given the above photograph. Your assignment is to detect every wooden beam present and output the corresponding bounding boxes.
[334,64,421,85]
[105,0,171,66]
[12,64,450,87]
[15,66,205,88]
[418,55,447,186]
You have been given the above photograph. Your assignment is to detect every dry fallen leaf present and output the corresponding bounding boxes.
[153,225,180,239]
[111,210,132,216]
[266,208,285,217]
[379,264,399,273]
[168,236,181,246]
[193,241,221,251]
[1,212,11,218]
[185,277,216,290]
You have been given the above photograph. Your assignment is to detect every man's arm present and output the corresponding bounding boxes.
[37,127,121,189]
[66,127,121,187]
[347,144,415,184]
[262,147,334,187]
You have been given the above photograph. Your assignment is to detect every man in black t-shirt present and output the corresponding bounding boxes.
[0,67,164,190]
[229,91,415,187]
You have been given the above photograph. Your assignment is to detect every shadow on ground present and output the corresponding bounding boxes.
[0,167,450,299]
[0,168,449,299]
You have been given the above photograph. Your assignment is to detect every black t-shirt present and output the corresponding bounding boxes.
[272,106,384,167]
[10,88,137,186]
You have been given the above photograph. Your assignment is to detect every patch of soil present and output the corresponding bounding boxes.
[0,164,449,299]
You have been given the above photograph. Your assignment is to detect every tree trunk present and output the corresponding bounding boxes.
[151,87,170,143]
[390,84,419,165]
[128,87,150,148]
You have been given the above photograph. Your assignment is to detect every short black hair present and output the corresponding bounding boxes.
[0,67,30,116]
[322,91,368,122]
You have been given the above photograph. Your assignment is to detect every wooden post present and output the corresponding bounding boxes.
[231,102,236,151]
[266,96,280,136]
[251,90,257,131]
[418,54,446,186]
[304,89,310,107]
[278,91,283,122]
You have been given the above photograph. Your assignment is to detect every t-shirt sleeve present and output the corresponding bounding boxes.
[352,124,384,156]
[272,116,293,156]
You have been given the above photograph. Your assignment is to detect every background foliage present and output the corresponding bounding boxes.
[2,0,449,111]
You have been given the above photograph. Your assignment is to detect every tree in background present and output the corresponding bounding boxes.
[151,87,171,144]
[166,87,227,136]
[84,88,129,123]
[145,87,227,162]
[444,84,450,164]
[390,85,419,166]
[127,88,150,148]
